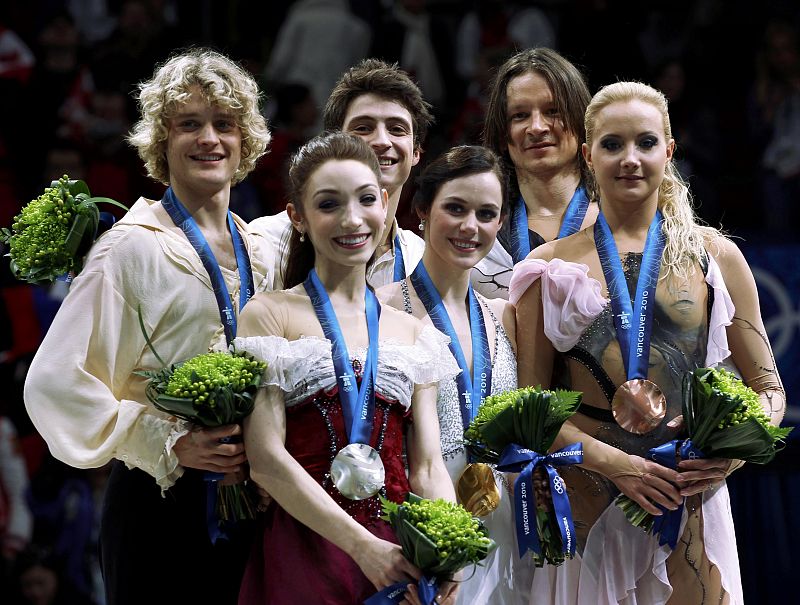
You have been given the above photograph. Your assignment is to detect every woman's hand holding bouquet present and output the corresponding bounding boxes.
[616,367,793,548]
[365,494,496,604]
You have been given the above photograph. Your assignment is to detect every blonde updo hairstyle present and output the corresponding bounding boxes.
[584,81,719,281]
[128,48,271,186]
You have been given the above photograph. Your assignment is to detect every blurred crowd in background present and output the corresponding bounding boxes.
[0,1,798,603]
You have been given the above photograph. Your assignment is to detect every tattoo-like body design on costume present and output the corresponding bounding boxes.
[730,316,785,417]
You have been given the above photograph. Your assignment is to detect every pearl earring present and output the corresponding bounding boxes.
[418,219,426,231]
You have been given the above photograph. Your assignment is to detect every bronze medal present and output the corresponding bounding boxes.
[611,378,666,434]
[330,443,385,500]
[456,463,501,517]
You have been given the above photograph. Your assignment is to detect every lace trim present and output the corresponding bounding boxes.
[232,327,459,409]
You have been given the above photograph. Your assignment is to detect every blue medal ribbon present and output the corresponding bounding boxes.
[594,210,665,381]
[410,262,491,430]
[509,185,590,264]
[161,187,254,345]
[557,185,590,239]
[364,575,438,605]
[304,269,380,446]
[392,234,405,282]
[509,196,532,265]
[497,442,583,559]
[645,438,706,549]
[161,187,255,543]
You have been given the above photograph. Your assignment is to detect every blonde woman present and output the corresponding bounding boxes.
[512,81,785,604]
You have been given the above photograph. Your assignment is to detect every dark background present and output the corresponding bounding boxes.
[0,1,798,603]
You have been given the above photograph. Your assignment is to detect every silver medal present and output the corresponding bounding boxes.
[330,443,385,500]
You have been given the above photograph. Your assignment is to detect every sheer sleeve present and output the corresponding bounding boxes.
[509,258,608,352]
[24,233,187,491]
[712,239,786,425]
[704,253,736,367]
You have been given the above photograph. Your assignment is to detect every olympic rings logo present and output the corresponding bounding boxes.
[751,267,800,359]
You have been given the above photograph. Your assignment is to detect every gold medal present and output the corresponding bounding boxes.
[611,378,666,434]
[456,463,500,517]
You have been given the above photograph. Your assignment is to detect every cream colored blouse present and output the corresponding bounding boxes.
[24,198,273,491]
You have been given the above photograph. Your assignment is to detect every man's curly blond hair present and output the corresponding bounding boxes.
[128,48,271,186]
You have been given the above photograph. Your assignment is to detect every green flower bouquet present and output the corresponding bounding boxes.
[0,175,127,283]
[681,367,791,462]
[615,366,793,548]
[464,387,583,566]
[365,493,496,604]
[137,317,266,528]
[142,350,265,431]
[464,387,582,463]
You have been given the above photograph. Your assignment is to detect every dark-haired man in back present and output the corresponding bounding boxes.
[252,58,434,288]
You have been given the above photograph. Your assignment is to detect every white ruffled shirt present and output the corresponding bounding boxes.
[24,198,274,491]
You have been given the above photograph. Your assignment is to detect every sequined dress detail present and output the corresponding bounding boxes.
[400,285,534,604]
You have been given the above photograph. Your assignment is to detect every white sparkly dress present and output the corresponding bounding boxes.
[401,283,535,605]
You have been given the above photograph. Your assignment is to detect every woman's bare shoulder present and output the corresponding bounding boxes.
[526,228,592,263]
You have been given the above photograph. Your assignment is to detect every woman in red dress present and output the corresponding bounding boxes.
[234,132,460,605]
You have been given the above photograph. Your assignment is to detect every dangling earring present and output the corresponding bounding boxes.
[418,219,426,231]
[299,230,305,242]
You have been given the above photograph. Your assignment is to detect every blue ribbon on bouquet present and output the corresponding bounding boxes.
[203,471,227,544]
[496,442,583,559]
[645,439,706,549]
[203,432,245,544]
[364,575,438,605]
